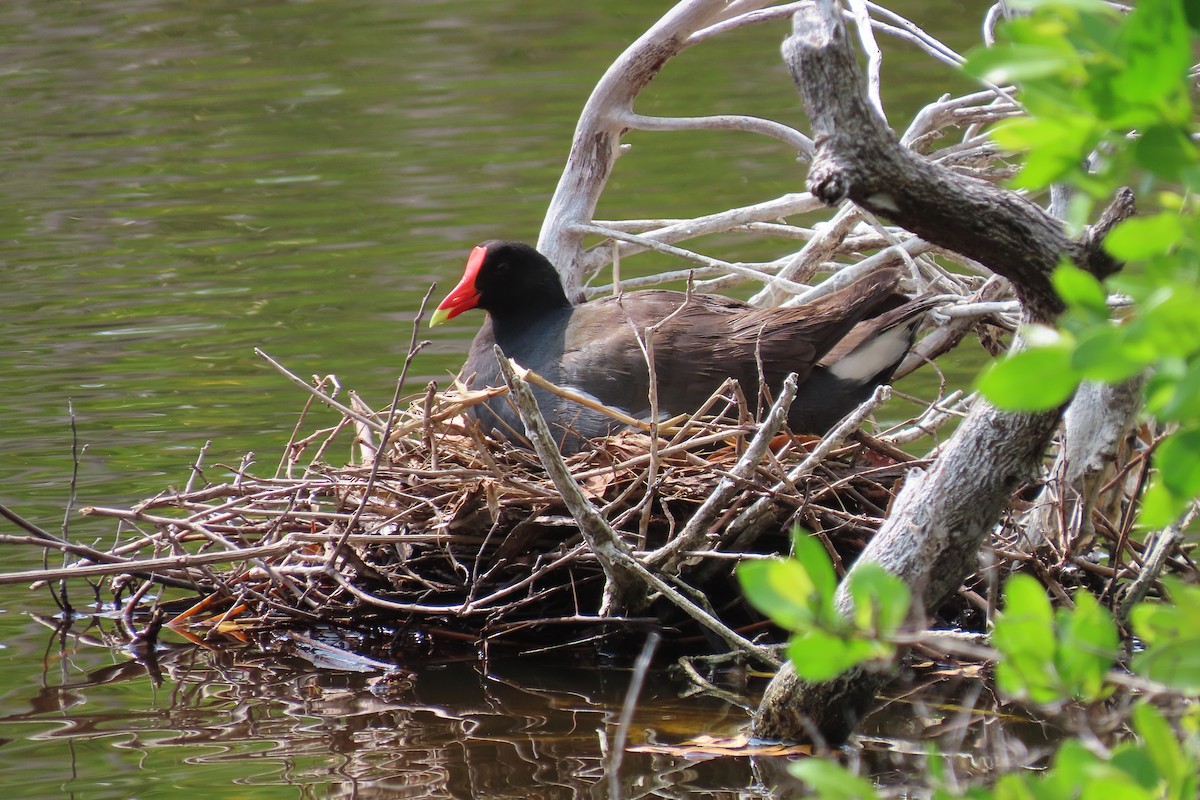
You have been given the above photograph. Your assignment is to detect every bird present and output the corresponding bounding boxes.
[430,240,932,454]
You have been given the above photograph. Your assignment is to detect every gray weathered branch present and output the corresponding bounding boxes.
[751,0,1133,744]
[782,0,1120,323]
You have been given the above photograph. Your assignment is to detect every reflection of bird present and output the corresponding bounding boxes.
[430,240,931,453]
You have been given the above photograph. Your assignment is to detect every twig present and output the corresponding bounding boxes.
[624,112,813,158]
[1118,512,1191,622]
[256,348,385,435]
[720,384,892,554]
[607,630,661,799]
[649,372,799,571]
[0,541,292,586]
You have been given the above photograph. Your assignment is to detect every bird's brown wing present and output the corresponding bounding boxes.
[559,291,754,418]
[554,270,906,420]
[718,268,904,385]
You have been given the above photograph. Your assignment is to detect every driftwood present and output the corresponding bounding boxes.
[1018,378,1146,553]
[752,0,1135,743]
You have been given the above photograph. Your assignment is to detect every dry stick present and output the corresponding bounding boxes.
[495,348,778,668]
[575,426,756,484]
[688,2,807,44]
[0,534,194,591]
[0,541,293,586]
[186,440,213,493]
[573,223,813,296]
[277,386,321,479]
[324,568,471,615]
[846,0,885,120]
[648,372,799,573]
[495,348,640,607]
[256,348,385,435]
[606,630,661,800]
[329,371,415,572]
[0,503,200,591]
[617,278,697,541]
[1117,510,1192,623]
[422,381,439,471]
[61,398,82,542]
[0,502,65,545]
[386,282,437,444]
[719,385,892,556]
[579,192,826,277]
[519,368,664,431]
[350,391,380,466]
[624,111,813,157]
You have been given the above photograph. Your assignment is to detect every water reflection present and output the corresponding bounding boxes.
[4,614,786,798]
[0,612,1051,799]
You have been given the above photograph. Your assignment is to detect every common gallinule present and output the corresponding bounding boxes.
[430,240,932,453]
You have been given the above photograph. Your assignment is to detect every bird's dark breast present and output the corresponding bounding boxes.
[464,308,617,446]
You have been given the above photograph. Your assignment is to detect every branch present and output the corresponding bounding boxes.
[579,192,826,274]
[538,0,733,299]
[625,112,814,157]
[750,0,1133,745]
[783,0,1122,323]
[648,372,799,572]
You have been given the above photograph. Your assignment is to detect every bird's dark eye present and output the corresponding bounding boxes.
[493,260,510,276]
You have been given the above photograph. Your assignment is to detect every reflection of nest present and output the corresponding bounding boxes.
[80,360,939,658]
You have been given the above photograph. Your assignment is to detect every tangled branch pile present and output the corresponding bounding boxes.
[66,356,948,660]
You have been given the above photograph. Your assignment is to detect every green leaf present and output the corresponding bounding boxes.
[1137,478,1188,528]
[1043,739,1106,798]
[1111,0,1192,113]
[790,760,881,800]
[994,575,1063,703]
[737,559,817,631]
[1133,124,1199,180]
[1104,214,1186,261]
[1070,324,1149,383]
[1125,286,1200,357]
[1108,743,1160,792]
[846,562,911,636]
[1131,579,1200,692]
[1152,359,1200,422]
[1054,591,1118,700]
[991,773,1039,800]
[787,631,891,682]
[1153,426,1200,498]
[1131,598,1188,647]
[1188,0,1200,32]
[1053,262,1110,317]
[1133,638,1200,693]
[1003,0,1113,9]
[991,115,1100,190]
[963,43,1079,84]
[1132,703,1194,793]
[791,531,838,623]
[1003,0,1113,10]
[977,343,1081,410]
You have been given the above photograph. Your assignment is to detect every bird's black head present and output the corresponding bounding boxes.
[430,240,571,326]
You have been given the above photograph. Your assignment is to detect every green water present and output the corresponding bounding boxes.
[0,1,993,796]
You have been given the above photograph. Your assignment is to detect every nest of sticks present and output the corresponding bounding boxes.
[63,343,955,661]
[19,309,1180,667]
[10,321,1181,670]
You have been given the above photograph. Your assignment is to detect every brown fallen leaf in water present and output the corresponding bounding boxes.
[629,732,813,757]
